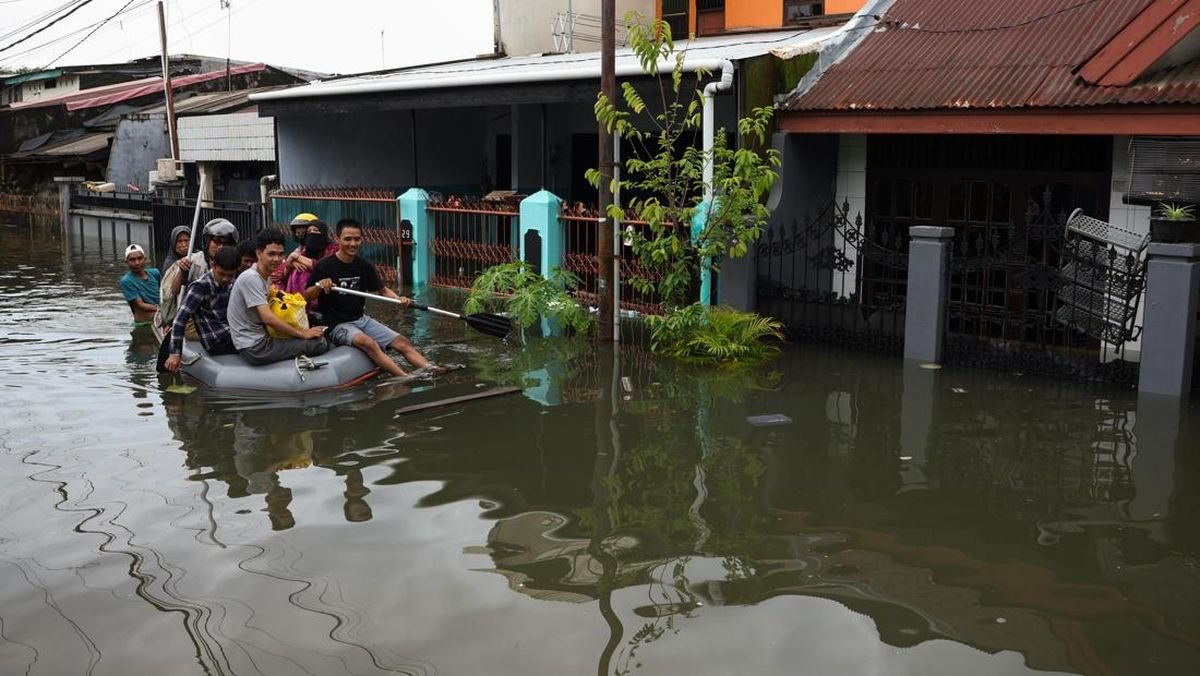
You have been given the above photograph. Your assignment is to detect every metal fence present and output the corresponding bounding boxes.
[0,193,59,217]
[73,189,154,213]
[153,197,261,259]
[560,204,668,315]
[427,194,519,289]
[270,187,402,286]
[756,200,909,352]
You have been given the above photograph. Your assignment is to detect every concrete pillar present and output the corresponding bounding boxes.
[1138,243,1200,396]
[197,162,216,206]
[519,189,563,279]
[903,226,954,363]
[398,188,430,288]
[53,176,84,223]
[692,201,713,307]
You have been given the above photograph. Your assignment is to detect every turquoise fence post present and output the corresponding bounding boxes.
[519,189,563,280]
[399,188,430,288]
[692,201,713,306]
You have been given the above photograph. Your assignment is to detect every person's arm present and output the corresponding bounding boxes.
[169,284,205,355]
[121,278,157,313]
[253,304,325,340]
[303,278,329,302]
[368,265,409,304]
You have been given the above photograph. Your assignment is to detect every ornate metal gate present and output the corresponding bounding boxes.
[943,188,1144,387]
[755,200,909,352]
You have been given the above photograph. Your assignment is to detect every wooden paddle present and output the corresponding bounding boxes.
[331,287,511,338]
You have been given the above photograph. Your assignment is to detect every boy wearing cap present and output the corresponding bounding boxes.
[119,244,161,325]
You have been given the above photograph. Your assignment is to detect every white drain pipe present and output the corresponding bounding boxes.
[702,59,734,203]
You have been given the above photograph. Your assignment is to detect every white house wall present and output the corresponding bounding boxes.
[179,113,275,162]
[499,0,656,56]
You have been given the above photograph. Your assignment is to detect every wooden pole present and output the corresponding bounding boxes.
[597,0,616,342]
[157,1,179,161]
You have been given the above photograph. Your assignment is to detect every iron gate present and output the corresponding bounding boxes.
[756,200,909,352]
[943,188,1144,387]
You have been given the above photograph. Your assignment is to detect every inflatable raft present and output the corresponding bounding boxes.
[179,341,380,393]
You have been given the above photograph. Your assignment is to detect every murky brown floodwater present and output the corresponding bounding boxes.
[1,218,1199,676]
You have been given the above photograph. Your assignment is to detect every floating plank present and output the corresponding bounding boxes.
[394,386,522,416]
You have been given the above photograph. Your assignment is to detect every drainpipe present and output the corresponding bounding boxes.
[259,174,278,227]
[702,59,734,203]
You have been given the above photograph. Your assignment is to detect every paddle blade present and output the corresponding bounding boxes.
[465,312,511,338]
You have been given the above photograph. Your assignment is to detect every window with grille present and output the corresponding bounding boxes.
[697,0,725,35]
[784,0,825,23]
[662,0,689,39]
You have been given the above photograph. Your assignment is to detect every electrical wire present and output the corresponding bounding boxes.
[0,0,155,65]
[0,0,85,42]
[0,0,98,53]
[881,0,1105,35]
[42,0,141,68]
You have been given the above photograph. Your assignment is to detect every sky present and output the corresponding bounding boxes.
[0,0,497,76]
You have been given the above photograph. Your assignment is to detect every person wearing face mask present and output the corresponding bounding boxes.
[271,219,337,314]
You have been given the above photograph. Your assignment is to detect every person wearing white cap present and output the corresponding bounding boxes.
[119,244,161,326]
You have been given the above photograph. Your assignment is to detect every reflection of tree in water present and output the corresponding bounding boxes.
[475,345,1200,675]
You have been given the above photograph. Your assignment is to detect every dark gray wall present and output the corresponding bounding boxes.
[106,113,171,192]
[720,132,838,310]
[276,109,492,191]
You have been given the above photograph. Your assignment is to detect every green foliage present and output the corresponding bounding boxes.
[647,304,783,365]
[591,13,780,314]
[1154,202,1196,221]
[464,261,595,335]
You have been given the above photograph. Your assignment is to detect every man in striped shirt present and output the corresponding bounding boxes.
[163,247,241,373]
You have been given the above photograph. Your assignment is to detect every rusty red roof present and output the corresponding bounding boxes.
[781,0,1200,112]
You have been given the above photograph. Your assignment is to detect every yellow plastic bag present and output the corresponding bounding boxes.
[266,288,309,338]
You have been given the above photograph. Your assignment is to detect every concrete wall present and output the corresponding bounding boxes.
[106,113,172,192]
[833,133,867,296]
[20,74,81,102]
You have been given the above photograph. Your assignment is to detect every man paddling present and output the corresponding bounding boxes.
[306,218,435,378]
[162,247,241,373]
[228,229,329,365]
[119,244,160,325]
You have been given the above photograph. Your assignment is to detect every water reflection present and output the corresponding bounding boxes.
[464,344,1200,675]
[5,222,1200,674]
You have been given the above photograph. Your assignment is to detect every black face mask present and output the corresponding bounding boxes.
[304,232,330,255]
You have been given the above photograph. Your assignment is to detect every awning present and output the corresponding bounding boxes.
[8,132,111,161]
[3,69,63,86]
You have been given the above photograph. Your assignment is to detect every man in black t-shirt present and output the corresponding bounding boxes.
[306,218,434,378]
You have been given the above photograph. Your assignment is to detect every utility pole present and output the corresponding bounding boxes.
[597,0,616,342]
[157,1,179,161]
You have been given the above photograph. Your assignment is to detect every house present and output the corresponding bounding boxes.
[659,0,867,37]
[1,59,312,192]
[764,0,1200,385]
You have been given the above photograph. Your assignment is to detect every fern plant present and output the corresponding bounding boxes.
[647,304,783,366]
[465,261,595,335]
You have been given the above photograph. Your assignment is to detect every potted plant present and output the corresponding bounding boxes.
[1150,202,1198,243]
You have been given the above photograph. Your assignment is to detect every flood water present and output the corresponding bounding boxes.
[2,218,1199,676]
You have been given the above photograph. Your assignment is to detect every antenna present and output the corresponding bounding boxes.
[221,0,231,91]
[380,29,385,69]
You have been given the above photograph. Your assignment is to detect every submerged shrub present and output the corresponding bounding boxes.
[647,304,783,366]
[465,261,596,335]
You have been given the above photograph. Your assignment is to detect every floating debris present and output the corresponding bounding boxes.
[919,363,943,370]
[951,387,967,394]
[747,413,792,427]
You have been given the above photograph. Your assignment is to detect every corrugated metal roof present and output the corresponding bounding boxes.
[781,0,1200,112]
[8,63,268,111]
[3,69,63,86]
[253,28,842,102]
[12,132,111,159]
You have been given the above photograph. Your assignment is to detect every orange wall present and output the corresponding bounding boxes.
[725,0,783,30]
[661,1,868,34]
